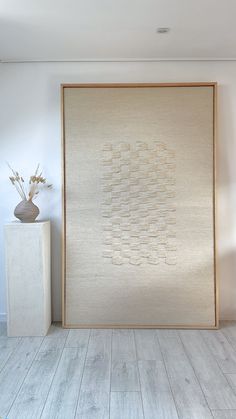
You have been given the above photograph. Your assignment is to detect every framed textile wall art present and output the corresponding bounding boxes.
[62,83,218,329]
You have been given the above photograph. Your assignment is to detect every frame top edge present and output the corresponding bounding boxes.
[61,82,217,89]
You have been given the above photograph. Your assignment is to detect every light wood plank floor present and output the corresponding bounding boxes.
[1,322,236,418]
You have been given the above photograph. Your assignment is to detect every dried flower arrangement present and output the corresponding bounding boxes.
[8,163,52,201]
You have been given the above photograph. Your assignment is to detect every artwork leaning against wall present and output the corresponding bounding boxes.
[62,83,217,329]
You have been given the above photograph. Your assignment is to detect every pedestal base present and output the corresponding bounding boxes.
[5,221,51,336]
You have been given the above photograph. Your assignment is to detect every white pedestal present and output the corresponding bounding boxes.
[5,221,51,336]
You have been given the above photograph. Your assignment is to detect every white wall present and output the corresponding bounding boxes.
[0,61,236,321]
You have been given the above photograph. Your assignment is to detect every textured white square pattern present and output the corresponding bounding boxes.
[101,141,176,266]
[63,85,216,327]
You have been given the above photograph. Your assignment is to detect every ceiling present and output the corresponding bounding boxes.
[0,0,236,62]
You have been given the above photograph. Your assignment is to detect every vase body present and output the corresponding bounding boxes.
[14,199,39,223]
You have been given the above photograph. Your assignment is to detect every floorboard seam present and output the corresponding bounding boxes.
[199,329,236,398]
[0,337,22,374]
[133,330,145,419]
[73,329,92,419]
[177,330,214,417]
[39,334,68,418]
[109,329,113,419]
[224,373,236,396]
[6,337,45,417]
[155,331,181,419]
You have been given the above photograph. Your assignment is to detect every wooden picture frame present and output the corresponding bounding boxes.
[61,82,218,329]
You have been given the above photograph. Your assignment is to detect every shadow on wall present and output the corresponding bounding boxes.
[219,249,236,320]
[49,216,62,322]
[216,84,236,320]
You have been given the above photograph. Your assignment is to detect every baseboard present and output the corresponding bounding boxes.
[0,312,235,325]
[0,313,6,322]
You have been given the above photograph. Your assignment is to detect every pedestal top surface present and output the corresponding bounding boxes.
[5,220,50,227]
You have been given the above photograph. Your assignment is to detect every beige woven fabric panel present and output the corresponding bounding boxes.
[63,85,216,327]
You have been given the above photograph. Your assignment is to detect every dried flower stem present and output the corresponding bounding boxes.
[8,163,52,201]
[7,163,27,200]
[11,180,25,200]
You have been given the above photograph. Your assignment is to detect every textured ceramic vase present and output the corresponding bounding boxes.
[14,199,40,223]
